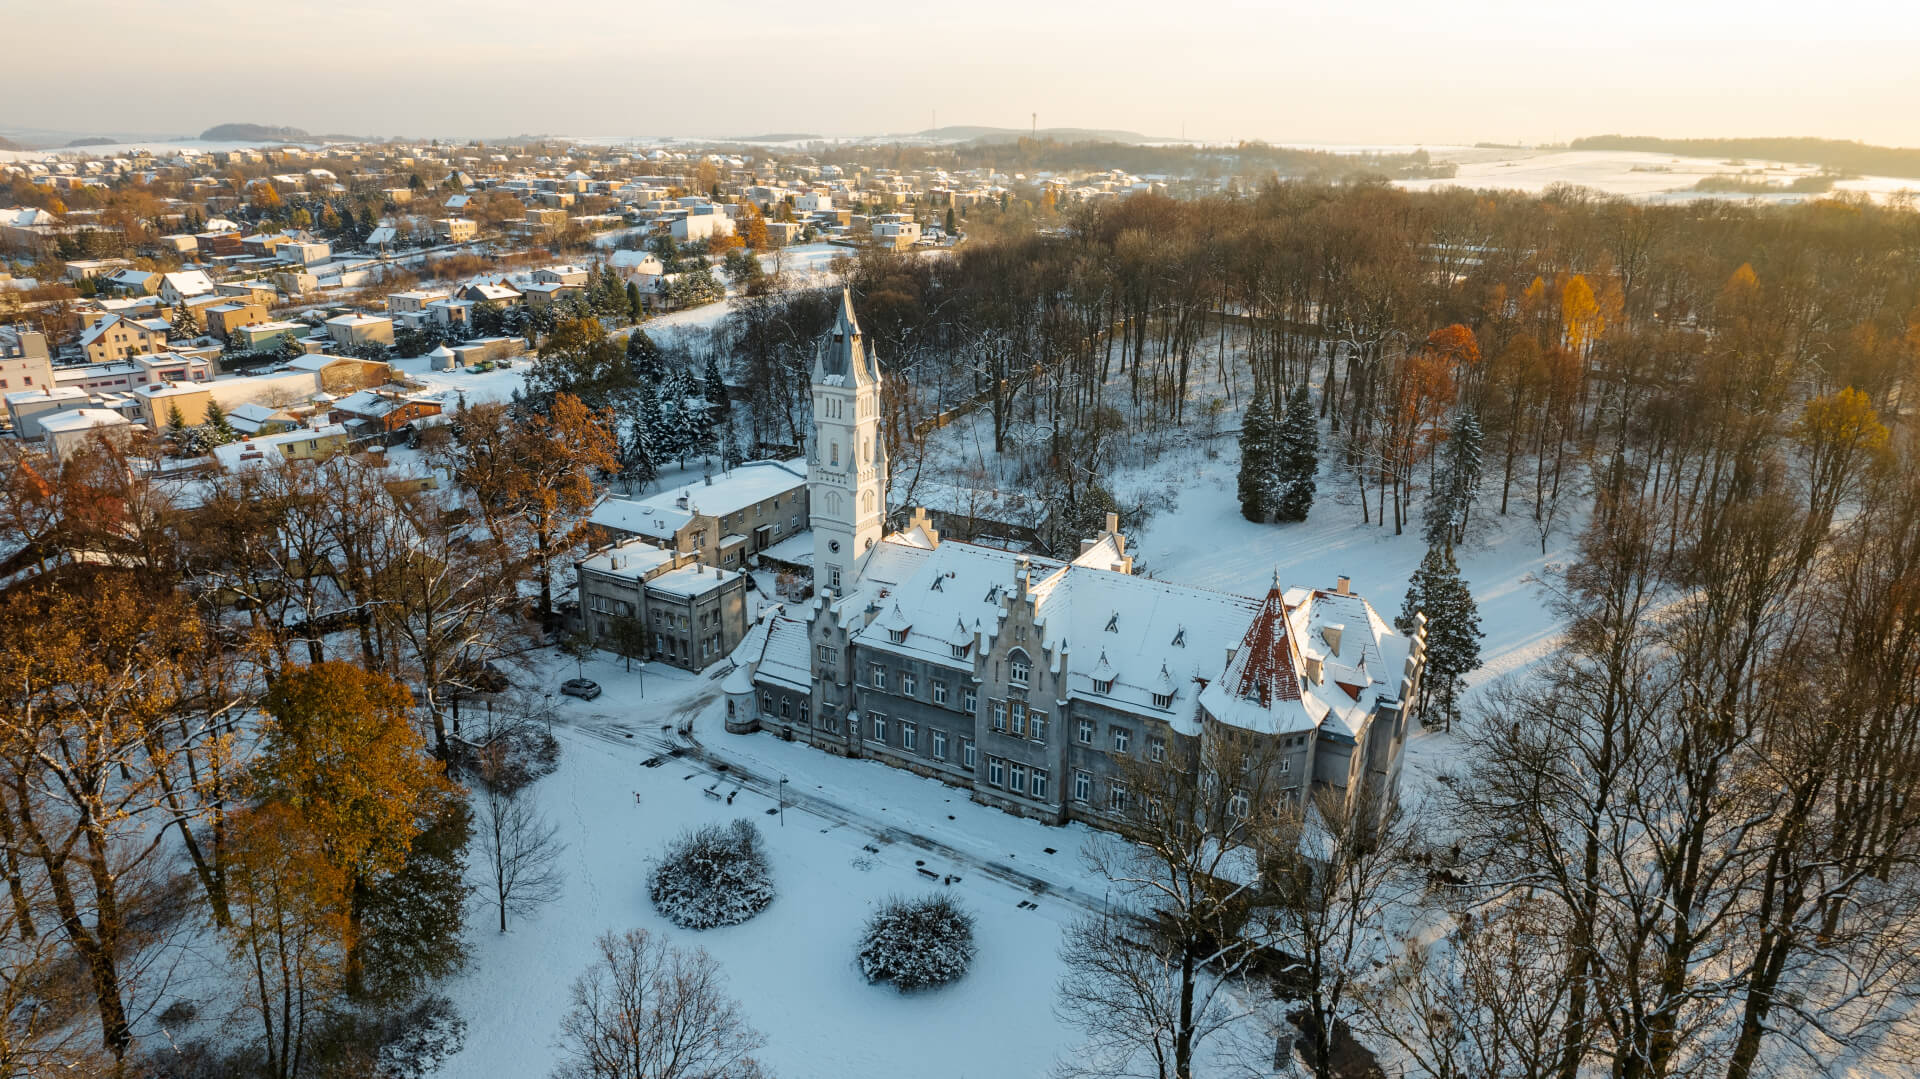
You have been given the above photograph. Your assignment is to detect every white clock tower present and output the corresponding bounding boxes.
[808,289,887,595]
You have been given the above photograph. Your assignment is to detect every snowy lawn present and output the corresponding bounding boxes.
[441,649,1105,1079]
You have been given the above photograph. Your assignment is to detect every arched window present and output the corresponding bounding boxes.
[1008,648,1032,686]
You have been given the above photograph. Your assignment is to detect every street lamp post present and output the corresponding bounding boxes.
[778,776,788,827]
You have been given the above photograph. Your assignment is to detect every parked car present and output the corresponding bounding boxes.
[560,678,601,700]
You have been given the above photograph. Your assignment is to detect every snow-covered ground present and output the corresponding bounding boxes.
[442,649,1113,1079]
[389,242,848,407]
[1396,147,1920,204]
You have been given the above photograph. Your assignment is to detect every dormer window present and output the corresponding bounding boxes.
[1105,613,1119,633]
[1171,627,1185,647]
[1152,691,1173,709]
[1094,678,1113,695]
[951,643,969,659]
[889,629,907,644]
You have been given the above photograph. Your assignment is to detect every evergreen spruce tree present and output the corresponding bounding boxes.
[721,414,746,470]
[625,330,664,382]
[165,403,189,453]
[1236,390,1276,522]
[622,404,658,492]
[203,400,237,445]
[702,353,727,409]
[1396,545,1483,732]
[1424,409,1485,550]
[170,302,197,339]
[625,280,644,323]
[1273,383,1319,522]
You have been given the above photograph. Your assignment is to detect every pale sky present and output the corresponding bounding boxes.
[7,0,1919,147]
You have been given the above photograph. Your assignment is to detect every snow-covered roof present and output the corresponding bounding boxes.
[646,562,739,599]
[38,408,127,434]
[578,539,677,582]
[604,459,807,526]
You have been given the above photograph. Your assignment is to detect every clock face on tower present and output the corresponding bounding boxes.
[828,540,841,552]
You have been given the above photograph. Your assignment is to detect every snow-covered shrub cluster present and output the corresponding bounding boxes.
[857,893,976,991]
[648,819,774,929]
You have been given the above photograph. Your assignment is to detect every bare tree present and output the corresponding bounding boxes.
[476,779,564,934]
[552,928,768,1079]
[1055,729,1297,1079]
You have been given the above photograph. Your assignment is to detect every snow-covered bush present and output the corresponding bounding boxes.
[857,893,976,991]
[648,819,774,929]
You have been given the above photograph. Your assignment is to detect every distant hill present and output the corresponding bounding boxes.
[911,125,1160,145]
[1572,135,1920,180]
[200,122,311,141]
[0,135,22,151]
[728,133,822,143]
[66,136,116,147]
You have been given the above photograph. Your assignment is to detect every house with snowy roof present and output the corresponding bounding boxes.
[588,458,808,571]
[722,293,1426,830]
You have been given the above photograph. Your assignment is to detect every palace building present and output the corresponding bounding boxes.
[723,291,1426,828]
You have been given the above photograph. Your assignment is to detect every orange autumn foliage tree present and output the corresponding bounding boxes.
[498,392,621,623]
[254,662,451,949]
[222,802,352,1079]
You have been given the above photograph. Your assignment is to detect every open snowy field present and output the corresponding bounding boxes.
[1396,147,1920,203]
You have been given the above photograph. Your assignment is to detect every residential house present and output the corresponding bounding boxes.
[433,217,477,242]
[329,388,443,440]
[205,302,269,341]
[323,313,395,350]
[0,326,52,398]
[40,409,136,463]
[80,315,170,364]
[158,270,217,305]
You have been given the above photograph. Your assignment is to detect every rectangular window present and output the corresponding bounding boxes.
[932,681,948,705]
[1031,768,1049,801]
[1008,762,1027,794]
[1029,712,1047,743]
[992,700,1007,732]
[829,565,842,590]
[1279,757,1290,773]
[1010,657,1030,685]
[1108,783,1129,813]
[1229,790,1250,819]
[1073,770,1091,802]
[1111,727,1131,753]
[1010,700,1026,737]
[901,722,917,751]
[964,688,977,714]
[1077,719,1094,745]
[1149,736,1166,762]
[933,729,948,760]
[901,672,916,696]
[816,644,836,666]
[963,739,976,768]
[987,757,1004,787]
[870,714,887,742]
[870,664,886,690]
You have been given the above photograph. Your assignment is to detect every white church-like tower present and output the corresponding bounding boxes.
[808,290,887,594]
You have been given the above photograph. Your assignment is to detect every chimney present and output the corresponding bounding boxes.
[1104,511,1119,534]
[1335,575,1350,595]
[1304,656,1324,683]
